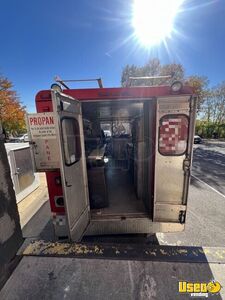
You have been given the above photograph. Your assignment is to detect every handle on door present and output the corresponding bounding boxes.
[65,181,72,187]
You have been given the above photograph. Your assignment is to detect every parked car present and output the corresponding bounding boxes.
[194,135,202,144]
[9,133,29,143]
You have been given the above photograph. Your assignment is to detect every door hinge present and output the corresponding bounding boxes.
[179,210,186,224]
[57,101,63,112]
[183,158,191,172]
[30,141,38,154]
[189,96,196,112]
[15,167,20,175]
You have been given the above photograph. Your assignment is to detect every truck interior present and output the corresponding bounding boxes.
[82,100,155,219]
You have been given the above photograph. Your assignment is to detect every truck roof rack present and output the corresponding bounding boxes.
[127,75,172,87]
[54,76,104,89]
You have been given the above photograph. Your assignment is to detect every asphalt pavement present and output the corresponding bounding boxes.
[1,256,224,300]
[192,140,225,195]
[157,140,225,247]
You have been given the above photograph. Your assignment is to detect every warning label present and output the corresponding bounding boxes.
[27,112,59,170]
[28,113,56,139]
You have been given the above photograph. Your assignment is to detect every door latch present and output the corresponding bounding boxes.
[65,181,72,187]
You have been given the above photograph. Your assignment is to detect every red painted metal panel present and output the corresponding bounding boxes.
[46,171,65,213]
[35,86,194,106]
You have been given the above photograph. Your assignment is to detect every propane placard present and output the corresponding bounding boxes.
[28,114,56,139]
[27,113,60,170]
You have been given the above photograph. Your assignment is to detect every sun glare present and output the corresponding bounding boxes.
[132,0,183,47]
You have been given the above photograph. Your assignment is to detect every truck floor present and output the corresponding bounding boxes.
[92,166,146,216]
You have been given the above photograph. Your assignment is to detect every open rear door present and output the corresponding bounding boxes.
[153,96,196,225]
[51,90,90,241]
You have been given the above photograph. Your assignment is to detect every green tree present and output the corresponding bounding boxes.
[0,75,26,135]
[121,58,184,86]
[185,75,209,110]
[198,81,225,138]
[121,59,209,111]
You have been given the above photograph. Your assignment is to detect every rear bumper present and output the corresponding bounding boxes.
[85,217,184,236]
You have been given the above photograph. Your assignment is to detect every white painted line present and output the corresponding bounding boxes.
[191,175,225,199]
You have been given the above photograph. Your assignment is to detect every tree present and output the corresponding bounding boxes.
[185,75,209,110]
[121,58,209,111]
[198,81,225,138]
[121,58,184,86]
[212,82,225,124]
[0,76,26,135]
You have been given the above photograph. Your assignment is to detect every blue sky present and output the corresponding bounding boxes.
[0,0,225,112]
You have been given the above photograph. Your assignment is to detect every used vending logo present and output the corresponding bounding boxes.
[178,280,221,297]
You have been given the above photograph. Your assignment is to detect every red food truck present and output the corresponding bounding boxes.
[27,78,196,241]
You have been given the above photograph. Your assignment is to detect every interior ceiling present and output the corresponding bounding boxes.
[82,101,143,120]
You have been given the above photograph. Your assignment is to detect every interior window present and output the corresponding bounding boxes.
[61,117,81,165]
[112,121,131,137]
[100,122,112,137]
[159,114,189,156]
